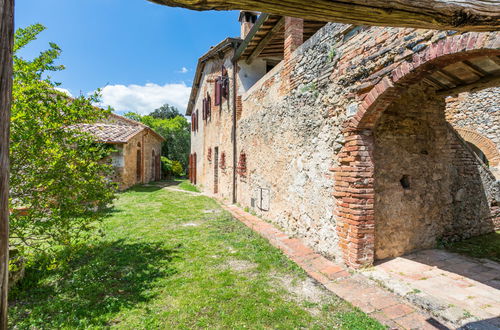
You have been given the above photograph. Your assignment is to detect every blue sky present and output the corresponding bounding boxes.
[15,0,241,114]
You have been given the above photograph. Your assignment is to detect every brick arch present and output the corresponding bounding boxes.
[334,32,500,268]
[349,34,500,131]
[455,128,500,168]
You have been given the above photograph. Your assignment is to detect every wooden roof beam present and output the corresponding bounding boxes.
[437,75,500,95]
[148,0,500,32]
[246,17,285,64]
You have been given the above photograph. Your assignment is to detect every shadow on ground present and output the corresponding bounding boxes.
[10,239,181,327]
[406,248,500,290]
[126,180,186,193]
[460,317,500,329]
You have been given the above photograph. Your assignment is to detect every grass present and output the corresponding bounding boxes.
[442,231,500,262]
[176,179,200,193]
[10,183,383,329]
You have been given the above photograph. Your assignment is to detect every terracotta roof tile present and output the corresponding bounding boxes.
[71,123,144,144]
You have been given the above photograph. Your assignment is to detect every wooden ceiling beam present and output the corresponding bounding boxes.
[462,60,489,77]
[148,0,500,32]
[246,19,286,63]
[437,75,500,95]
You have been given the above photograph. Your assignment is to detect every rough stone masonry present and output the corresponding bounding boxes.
[189,17,500,267]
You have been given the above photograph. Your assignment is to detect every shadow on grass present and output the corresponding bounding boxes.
[443,231,500,263]
[125,184,164,193]
[10,239,181,327]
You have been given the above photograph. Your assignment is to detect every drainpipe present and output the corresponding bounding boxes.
[231,44,238,204]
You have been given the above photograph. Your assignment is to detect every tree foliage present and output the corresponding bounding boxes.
[124,107,190,171]
[9,24,116,257]
[150,104,181,120]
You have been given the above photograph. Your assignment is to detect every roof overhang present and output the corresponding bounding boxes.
[234,14,327,64]
[186,37,242,116]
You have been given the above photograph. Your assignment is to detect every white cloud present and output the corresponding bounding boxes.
[98,82,191,114]
[178,67,189,74]
[54,87,73,97]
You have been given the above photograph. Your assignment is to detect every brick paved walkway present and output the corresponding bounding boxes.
[222,205,449,330]
[363,250,500,329]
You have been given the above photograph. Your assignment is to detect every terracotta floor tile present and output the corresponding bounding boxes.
[369,294,400,310]
[395,313,441,330]
[381,304,415,319]
[369,311,401,329]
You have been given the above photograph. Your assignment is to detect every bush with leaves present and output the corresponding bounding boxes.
[161,157,183,178]
[9,24,116,259]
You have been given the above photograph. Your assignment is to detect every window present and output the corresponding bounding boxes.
[237,152,247,177]
[214,78,221,106]
[203,93,212,121]
[214,66,229,106]
[219,152,226,169]
[207,147,212,162]
[221,66,229,99]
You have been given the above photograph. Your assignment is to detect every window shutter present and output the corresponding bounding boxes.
[207,93,211,119]
[214,78,221,106]
[202,99,206,120]
[222,79,228,99]
[222,66,229,99]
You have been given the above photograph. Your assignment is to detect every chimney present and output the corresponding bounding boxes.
[238,11,258,39]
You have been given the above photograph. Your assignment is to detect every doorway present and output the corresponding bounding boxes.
[214,147,219,194]
[135,143,142,183]
[152,150,156,181]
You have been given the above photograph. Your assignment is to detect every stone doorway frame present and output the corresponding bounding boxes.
[333,34,500,268]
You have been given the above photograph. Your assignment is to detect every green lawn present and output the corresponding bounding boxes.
[10,182,383,329]
[443,231,500,262]
[176,179,200,193]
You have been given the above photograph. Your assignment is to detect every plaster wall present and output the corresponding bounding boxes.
[190,52,236,201]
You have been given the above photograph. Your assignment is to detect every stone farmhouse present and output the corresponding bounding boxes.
[77,113,164,190]
[187,12,500,268]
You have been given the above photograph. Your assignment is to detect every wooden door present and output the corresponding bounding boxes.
[214,147,219,194]
[136,149,142,183]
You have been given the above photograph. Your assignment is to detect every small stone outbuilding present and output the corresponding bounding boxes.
[77,113,164,190]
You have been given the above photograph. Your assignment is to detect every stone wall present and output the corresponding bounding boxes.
[119,131,163,190]
[235,23,349,259]
[446,87,500,178]
[190,21,500,265]
[373,83,497,260]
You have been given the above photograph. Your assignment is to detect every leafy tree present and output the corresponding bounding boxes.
[150,103,181,120]
[123,111,142,122]
[9,24,116,258]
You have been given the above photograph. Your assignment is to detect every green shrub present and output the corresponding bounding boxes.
[171,161,183,177]
[161,157,184,178]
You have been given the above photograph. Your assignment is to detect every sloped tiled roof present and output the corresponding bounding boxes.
[70,113,165,144]
[73,123,144,144]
